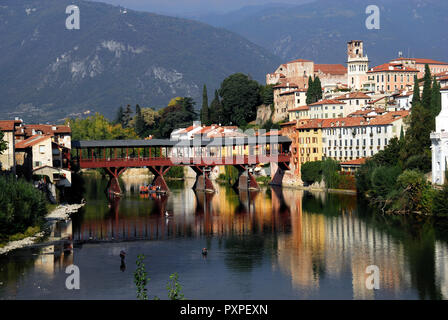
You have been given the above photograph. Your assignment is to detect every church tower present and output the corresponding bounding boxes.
[431,87,448,185]
[347,40,369,91]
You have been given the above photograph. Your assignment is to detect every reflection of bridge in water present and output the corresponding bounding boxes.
[72,136,291,195]
[73,187,292,243]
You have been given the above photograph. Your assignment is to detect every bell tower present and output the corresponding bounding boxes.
[347,40,369,90]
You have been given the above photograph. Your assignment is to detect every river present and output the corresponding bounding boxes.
[0,175,447,300]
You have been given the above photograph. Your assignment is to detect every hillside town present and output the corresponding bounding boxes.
[1,40,448,190]
[266,40,448,183]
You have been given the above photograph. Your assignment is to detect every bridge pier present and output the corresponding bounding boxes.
[233,164,260,191]
[105,167,126,197]
[191,166,215,192]
[270,162,290,186]
[148,166,170,192]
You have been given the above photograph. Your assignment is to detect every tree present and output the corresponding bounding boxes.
[421,64,432,111]
[134,104,147,138]
[306,76,314,105]
[314,76,323,101]
[122,104,133,128]
[200,84,210,125]
[402,102,432,158]
[157,97,198,138]
[260,84,274,106]
[219,73,261,126]
[301,161,323,185]
[66,113,137,141]
[411,75,421,106]
[431,77,441,120]
[209,90,223,124]
[115,106,124,126]
[0,131,7,156]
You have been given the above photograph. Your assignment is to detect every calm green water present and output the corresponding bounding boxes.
[0,175,447,300]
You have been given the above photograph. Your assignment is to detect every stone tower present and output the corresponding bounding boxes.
[347,40,369,91]
[431,87,448,185]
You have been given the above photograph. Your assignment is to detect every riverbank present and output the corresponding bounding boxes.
[0,203,85,255]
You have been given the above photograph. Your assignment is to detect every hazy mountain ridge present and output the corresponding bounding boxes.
[0,0,281,122]
[194,0,448,66]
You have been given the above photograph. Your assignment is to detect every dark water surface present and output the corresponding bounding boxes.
[1,176,447,300]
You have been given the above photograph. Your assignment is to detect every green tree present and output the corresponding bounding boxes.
[219,73,261,126]
[431,77,441,120]
[301,161,323,185]
[209,90,223,124]
[306,76,314,105]
[421,64,432,111]
[200,85,210,125]
[0,131,7,157]
[114,106,124,126]
[157,97,198,138]
[402,102,432,158]
[411,75,421,106]
[122,104,133,128]
[134,104,147,138]
[260,84,274,106]
[314,76,323,101]
[321,158,340,189]
[66,113,137,141]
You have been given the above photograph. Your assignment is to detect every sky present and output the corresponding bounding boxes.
[93,0,313,16]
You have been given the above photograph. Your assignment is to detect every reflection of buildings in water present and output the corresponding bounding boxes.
[435,241,448,299]
[34,243,74,277]
[275,198,326,292]
[274,191,412,298]
[35,219,74,277]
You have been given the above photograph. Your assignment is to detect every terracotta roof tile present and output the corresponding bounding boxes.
[367,63,419,73]
[308,99,345,106]
[341,158,367,166]
[0,120,16,131]
[288,105,310,112]
[15,135,51,149]
[314,64,347,75]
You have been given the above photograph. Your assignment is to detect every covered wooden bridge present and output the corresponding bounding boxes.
[72,135,291,194]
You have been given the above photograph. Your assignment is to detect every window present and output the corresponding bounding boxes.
[385,138,388,145]
[39,145,45,154]
[378,138,381,145]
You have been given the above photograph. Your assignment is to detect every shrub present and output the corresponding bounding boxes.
[300,161,322,185]
[404,153,432,173]
[321,158,340,189]
[370,166,402,198]
[0,176,47,239]
[395,170,432,214]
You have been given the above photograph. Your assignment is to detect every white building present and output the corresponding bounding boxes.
[308,99,359,119]
[335,91,372,109]
[322,111,409,161]
[431,87,448,185]
[394,91,413,110]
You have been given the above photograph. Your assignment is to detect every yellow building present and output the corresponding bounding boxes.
[296,119,324,164]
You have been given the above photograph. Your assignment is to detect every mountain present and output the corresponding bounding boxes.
[202,0,448,66]
[0,0,281,122]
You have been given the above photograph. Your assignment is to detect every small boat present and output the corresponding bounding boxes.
[139,185,167,194]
